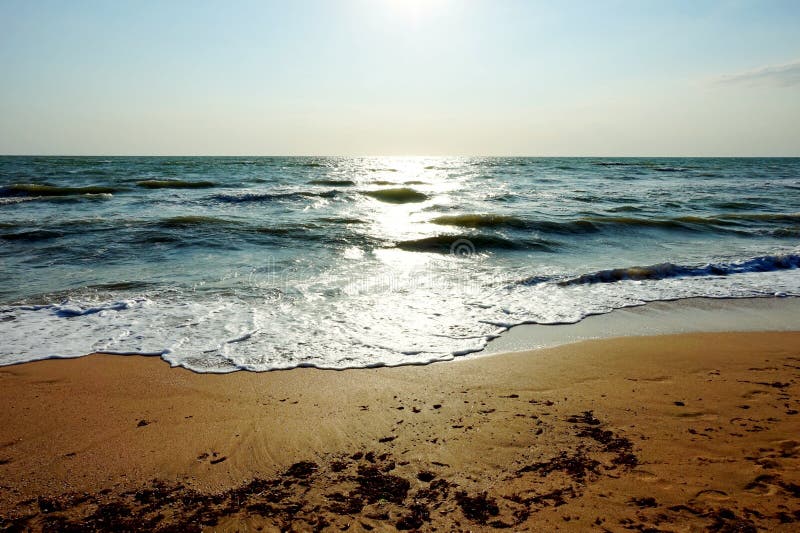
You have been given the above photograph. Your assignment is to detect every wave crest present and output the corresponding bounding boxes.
[212,190,340,203]
[136,180,216,189]
[1,184,122,196]
[397,234,555,253]
[308,179,355,186]
[431,214,528,229]
[554,254,800,286]
[363,188,428,203]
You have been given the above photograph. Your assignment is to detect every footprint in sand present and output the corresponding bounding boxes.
[742,389,770,400]
[745,474,782,496]
[629,376,673,383]
[690,489,730,503]
[197,451,227,465]
[776,439,800,458]
[674,411,717,421]
[630,469,661,483]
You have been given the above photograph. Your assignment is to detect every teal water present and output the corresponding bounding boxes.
[1,156,798,371]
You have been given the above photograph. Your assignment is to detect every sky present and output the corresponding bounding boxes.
[0,0,799,156]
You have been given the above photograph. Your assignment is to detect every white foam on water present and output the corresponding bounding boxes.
[1,253,799,372]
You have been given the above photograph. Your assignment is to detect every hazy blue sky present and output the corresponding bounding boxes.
[1,0,799,155]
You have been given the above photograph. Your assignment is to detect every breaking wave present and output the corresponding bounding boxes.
[397,234,556,253]
[553,254,800,286]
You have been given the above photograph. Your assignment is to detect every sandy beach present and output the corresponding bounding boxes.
[3,0,799,530]
[1,331,798,531]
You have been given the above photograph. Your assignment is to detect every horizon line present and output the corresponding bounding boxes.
[1,154,799,158]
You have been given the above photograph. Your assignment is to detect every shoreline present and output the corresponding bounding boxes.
[2,295,799,374]
[485,295,800,356]
[1,331,799,530]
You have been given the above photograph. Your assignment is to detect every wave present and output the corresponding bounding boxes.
[212,190,341,203]
[604,175,639,181]
[130,232,182,244]
[0,215,344,248]
[588,216,695,230]
[158,215,237,228]
[652,167,686,173]
[429,214,597,234]
[430,214,529,229]
[1,229,64,241]
[710,201,765,210]
[0,193,114,206]
[554,254,800,286]
[20,299,145,318]
[488,192,524,203]
[308,179,355,186]
[428,213,708,234]
[592,161,692,173]
[1,216,235,236]
[573,194,603,203]
[529,220,600,234]
[607,205,643,213]
[718,213,800,223]
[130,218,374,248]
[363,188,428,203]
[370,179,429,186]
[84,281,155,292]
[9,211,787,250]
[579,215,754,234]
[396,234,556,253]
[136,180,216,189]
[675,215,749,227]
[593,161,640,167]
[317,217,367,224]
[0,197,41,206]
[1,184,122,197]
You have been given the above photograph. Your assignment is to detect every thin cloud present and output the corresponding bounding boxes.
[714,60,800,87]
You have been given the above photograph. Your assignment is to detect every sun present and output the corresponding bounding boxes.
[384,0,451,23]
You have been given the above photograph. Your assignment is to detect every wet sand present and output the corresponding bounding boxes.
[1,332,799,531]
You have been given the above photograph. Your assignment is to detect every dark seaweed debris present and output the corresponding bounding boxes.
[285,461,317,479]
[417,470,436,482]
[455,492,500,524]
[630,496,658,508]
[706,508,758,533]
[0,411,642,531]
[396,503,430,530]
[354,465,409,504]
[518,451,601,481]
[511,410,640,515]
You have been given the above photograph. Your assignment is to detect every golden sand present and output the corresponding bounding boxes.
[1,332,798,531]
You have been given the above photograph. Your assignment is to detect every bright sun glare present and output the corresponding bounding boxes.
[384,0,450,22]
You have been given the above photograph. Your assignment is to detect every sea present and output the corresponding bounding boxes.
[1,156,798,372]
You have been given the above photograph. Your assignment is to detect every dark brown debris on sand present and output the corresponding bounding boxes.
[0,407,645,532]
[2,347,799,532]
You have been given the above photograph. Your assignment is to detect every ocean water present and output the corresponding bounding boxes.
[1,156,798,372]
